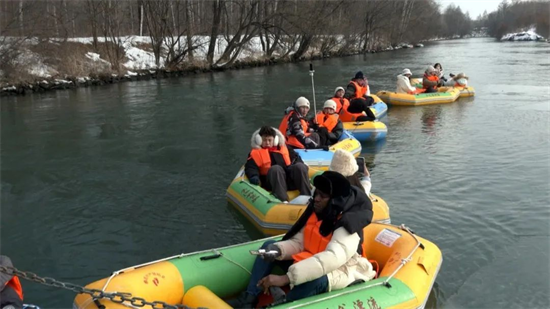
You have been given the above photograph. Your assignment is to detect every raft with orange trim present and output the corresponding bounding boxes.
[376,87,461,106]
[226,166,390,235]
[73,223,442,309]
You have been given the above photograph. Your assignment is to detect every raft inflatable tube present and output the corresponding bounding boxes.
[376,87,461,106]
[343,121,387,142]
[370,94,388,118]
[226,166,390,235]
[294,130,361,170]
[74,223,442,309]
[411,78,475,98]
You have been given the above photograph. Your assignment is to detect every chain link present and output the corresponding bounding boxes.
[0,266,192,309]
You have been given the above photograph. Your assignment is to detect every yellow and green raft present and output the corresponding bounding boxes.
[74,223,442,309]
[226,166,390,235]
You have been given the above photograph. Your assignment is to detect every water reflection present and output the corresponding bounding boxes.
[421,106,442,136]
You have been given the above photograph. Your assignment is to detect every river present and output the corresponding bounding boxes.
[1,37,549,308]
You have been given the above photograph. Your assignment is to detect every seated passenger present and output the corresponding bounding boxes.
[228,171,376,308]
[434,63,447,82]
[1,255,24,309]
[279,97,321,149]
[343,72,376,121]
[443,72,469,87]
[329,149,372,196]
[396,68,424,95]
[245,126,312,202]
[312,100,344,146]
[330,86,349,114]
[422,66,443,93]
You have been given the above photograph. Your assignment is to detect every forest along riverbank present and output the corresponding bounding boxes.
[1,0,479,96]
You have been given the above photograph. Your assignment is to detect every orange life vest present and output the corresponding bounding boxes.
[248,147,291,175]
[292,213,333,263]
[423,74,439,90]
[315,113,339,132]
[4,276,23,300]
[280,110,310,149]
[331,97,349,114]
[349,81,368,99]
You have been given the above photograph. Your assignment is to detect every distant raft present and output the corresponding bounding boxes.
[226,166,390,235]
[74,223,442,309]
[376,87,461,106]
[294,130,361,170]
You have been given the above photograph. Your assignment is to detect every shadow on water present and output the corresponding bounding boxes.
[225,202,269,240]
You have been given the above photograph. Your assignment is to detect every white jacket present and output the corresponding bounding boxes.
[276,227,376,291]
[396,74,416,94]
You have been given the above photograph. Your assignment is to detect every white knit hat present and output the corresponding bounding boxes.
[334,86,345,95]
[323,100,337,110]
[329,149,358,177]
[295,97,310,108]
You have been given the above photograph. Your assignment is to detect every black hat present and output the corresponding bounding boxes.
[313,171,351,198]
[354,71,365,80]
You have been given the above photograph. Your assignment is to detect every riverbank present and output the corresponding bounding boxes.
[0,35,472,97]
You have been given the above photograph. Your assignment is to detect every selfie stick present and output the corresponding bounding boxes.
[309,63,317,115]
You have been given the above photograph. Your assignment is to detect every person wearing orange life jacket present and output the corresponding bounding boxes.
[330,87,349,114]
[278,97,322,150]
[228,171,375,309]
[443,72,469,87]
[245,126,311,202]
[422,66,444,93]
[343,72,377,121]
[1,256,24,309]
[331,86,371,122]
[311,100,343,146]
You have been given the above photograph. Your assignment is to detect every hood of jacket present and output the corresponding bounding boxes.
[250,127,286,149]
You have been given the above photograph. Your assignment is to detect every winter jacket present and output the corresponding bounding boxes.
[275,186,375,291]
[1,256,23,308]
[287,112,318,149]
[396,74,417,94]
[245,128,303,183]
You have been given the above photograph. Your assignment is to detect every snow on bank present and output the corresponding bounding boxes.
[501,28,546,41]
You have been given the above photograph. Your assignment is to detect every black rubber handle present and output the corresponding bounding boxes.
[200,253,222,261]
[310,63,313,71]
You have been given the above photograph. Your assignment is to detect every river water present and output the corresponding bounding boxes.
[1,38,549,308]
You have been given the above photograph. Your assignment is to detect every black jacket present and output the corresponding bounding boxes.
[244,146,303,184]
[283,185,373,254]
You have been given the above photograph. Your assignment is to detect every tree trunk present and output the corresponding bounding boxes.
[207,0,223,65]
[185,0,194,62]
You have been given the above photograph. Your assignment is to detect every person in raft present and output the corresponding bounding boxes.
[279,97,323,150]
[245,126,312,202]
[228,171,375,309]
[396,68,424,95]
[343,71,376,121]
[310,100,344,146]
[1,255,24,309]
[422,66,444,93]
[329,149,372,196]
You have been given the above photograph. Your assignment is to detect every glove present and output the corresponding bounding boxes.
[305,139,318,149]
[249,176,260,185]
[262,243,282,262]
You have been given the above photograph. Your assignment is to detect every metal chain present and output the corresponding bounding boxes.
[0,266,192,309]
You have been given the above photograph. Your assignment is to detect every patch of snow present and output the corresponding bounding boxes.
[76,77,87,83]
[126,71,138,76]
[54,79,72,85]
[501,28,545,41]
[2,86,16,91]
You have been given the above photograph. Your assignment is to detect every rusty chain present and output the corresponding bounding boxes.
[0,266,193,309]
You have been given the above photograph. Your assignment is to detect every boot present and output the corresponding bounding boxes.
[227,291,258,309]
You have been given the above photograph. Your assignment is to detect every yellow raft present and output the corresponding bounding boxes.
[226,166,390,235]
[74,223,442,309]
[376,87,461,106]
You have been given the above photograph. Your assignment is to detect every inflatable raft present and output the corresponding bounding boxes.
[370,94,388,118]
[294,130,361,170]
[226,166,390,235]
[376,87,461,106]
[73,223,442,309]
[343,121,387,142]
